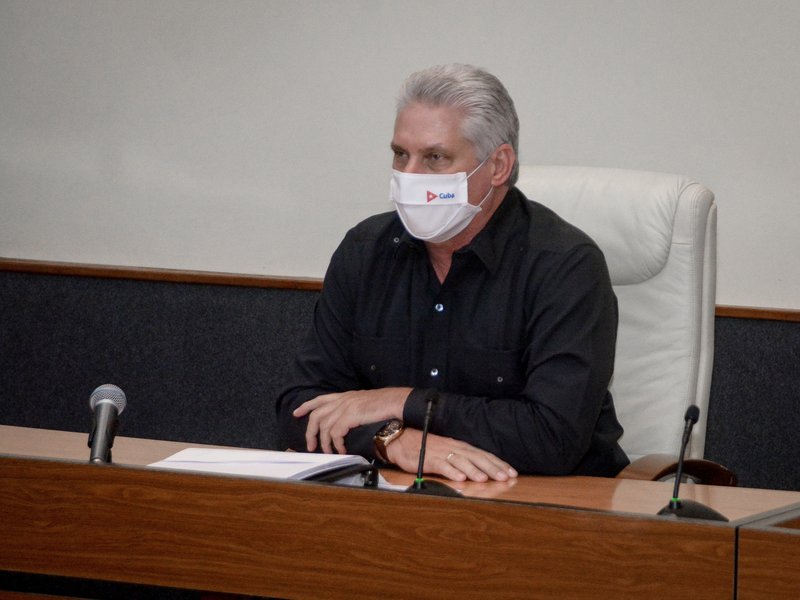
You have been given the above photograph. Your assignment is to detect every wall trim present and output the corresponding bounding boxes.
[714,305,800,322]
[3,258,799,321]
[0,257,323,291]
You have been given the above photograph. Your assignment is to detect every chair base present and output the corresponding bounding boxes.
[618,453,737,486]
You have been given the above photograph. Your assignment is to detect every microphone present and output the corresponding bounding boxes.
[657,405,727,521]
[406,390,461,497]
[87,384,127,464]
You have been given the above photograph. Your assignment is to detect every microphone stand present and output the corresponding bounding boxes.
[406,391,461,497]
[657,406,727,521]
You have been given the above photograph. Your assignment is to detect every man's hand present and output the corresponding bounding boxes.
[292,387,412,454]
[386,429,518,483]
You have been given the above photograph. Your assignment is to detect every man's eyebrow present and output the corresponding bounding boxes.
[390,143,451,154]
[425,144,450,154]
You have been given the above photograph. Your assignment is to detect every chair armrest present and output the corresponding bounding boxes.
[617,453,737,486]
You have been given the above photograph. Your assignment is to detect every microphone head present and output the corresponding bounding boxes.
[90,384,127,415]
[684,405,700,424]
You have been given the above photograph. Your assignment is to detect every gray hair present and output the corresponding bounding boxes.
[397,64,520,185]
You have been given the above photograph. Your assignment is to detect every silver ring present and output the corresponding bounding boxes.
[446,452,455,461]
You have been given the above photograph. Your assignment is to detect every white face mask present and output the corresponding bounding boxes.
[390,159,493,244]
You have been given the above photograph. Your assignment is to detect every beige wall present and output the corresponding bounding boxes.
[1,1,798,309]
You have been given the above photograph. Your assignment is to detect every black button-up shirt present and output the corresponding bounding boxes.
[277,187,629,476]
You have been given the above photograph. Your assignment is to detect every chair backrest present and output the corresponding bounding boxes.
[516,166,717,461]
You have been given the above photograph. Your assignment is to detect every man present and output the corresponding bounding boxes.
[276,64,629,482]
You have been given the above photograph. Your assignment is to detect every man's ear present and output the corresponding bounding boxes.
[490,143,516,187]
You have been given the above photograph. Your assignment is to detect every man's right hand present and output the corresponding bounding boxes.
[385,428,518,482]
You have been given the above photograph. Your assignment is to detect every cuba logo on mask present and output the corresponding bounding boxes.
[427,190,456,202]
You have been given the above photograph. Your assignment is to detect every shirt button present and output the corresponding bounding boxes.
[434,303,444,312]
[430,368,439,377]
[496,376,504,383]
[393,237,400,244]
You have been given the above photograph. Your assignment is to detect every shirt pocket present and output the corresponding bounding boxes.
[452,346,526,397]
[353,334,410,389]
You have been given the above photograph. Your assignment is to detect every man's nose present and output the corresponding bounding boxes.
[402,155,427,174]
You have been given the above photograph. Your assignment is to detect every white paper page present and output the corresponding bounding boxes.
[149,448,361,479]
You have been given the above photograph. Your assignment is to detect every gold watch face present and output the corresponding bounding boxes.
[378,419,403,440]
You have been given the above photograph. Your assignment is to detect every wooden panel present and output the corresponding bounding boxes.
[4,258,800,319]
[715,305,800,322]
[0,257,323,291]
[0,594,82,600]
[737,507,800,600]
[4,426,800,521]
[0,455,735,600]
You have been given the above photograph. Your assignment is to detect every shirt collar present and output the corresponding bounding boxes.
[455,186,522,275]
[393,186,524,273]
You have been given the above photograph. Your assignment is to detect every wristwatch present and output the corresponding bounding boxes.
[374,419,405,463]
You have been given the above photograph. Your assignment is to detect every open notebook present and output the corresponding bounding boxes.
[149,448,402,489]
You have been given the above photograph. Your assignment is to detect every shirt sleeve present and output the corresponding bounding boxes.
[403,244,623,476]
[275,229,388,458]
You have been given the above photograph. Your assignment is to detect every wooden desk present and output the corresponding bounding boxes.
[737,504,800,600]
[2,426,799,599]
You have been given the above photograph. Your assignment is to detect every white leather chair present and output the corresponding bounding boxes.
[516,166,734,483]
